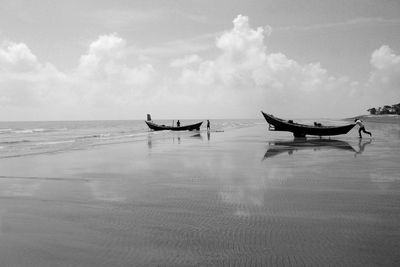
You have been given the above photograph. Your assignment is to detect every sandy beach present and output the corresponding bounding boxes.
[0,121,399,266]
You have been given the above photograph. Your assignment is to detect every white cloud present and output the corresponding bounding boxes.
[1,15,399,120]
[71,34,157,116]
[370,45,400,70]
[77,33,155,84]
[0,41,40,72]
[0,35,156,120]
[174,15,360,118]
[365,45,400,106]
[0,41,67,112]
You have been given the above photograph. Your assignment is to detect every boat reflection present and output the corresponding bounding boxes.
[263,138,357,159]
[190,133,203,140]
[147,132,204,149]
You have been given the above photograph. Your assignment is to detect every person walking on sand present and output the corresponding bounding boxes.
[207,120,210,132]
[355,118,372,138]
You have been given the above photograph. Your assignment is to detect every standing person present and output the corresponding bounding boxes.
[354,118,372,138]
[207,120,210,132]
[177,120,180,127]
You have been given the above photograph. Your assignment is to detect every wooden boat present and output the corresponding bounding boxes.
[145,117,202,131]
[261,111,355,137]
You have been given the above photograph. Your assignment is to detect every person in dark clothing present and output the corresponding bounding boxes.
[207,120,210,131]
[355,118,372,138]
[176,120,180,127]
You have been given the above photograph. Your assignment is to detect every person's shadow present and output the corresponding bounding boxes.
[354,139,372,157]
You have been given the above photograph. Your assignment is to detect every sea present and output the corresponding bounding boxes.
[0,119,263,158]
[1,116,397,159]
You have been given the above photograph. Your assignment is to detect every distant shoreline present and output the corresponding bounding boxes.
[347,114,400,123]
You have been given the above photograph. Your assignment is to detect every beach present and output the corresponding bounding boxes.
[0,119,399,266]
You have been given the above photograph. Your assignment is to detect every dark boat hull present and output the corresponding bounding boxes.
[145,121,203,131]
[261,111,355,137]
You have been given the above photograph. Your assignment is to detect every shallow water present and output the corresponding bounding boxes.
[0,119,261,158]
[0,119,399,266]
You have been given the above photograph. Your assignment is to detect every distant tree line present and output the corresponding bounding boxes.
[367,103,400,115]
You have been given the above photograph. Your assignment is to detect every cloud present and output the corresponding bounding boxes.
[0,35,156,120]
[0,41,40,72]
[365,45,400,106]
[370,45,400,70]
[176,15,269,90]
[0,15,399,120]
[76,33,155,85]
[173,15,360,118]
[139,32,216,60]
[78,34,127,73]
[70,34,157,117]
[0,41,67,112]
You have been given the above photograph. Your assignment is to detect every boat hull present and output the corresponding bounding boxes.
[145,121,203,131]
[261,111,355,137]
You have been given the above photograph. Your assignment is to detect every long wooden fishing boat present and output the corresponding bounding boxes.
[261,111,355,137]
[145,114,202,131]
[145,121,203,131]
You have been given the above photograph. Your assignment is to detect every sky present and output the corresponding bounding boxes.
[0,0,399,120]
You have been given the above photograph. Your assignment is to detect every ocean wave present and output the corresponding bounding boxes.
[75,134,105,140]
[0,140,31,145]
[14,129,38,134]
[0,128,12,134]
[75,132,141,141]
[35,140,75,146]
[12,128,68,134]
[18,132,146,148]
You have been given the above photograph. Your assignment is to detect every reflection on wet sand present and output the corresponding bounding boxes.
[190,133,203,140]
[147,132,204,149]
[263,138,358,159]
[0,179,41,197]
[174,136,181,144]
[354,139,372,157]
[147,134,153,149]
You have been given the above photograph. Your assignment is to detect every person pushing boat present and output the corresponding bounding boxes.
[354,118,372,138]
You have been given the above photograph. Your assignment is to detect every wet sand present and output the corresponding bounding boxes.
[0,122,399,266]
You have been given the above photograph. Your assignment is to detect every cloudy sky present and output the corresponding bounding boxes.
[0,0,399,120]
